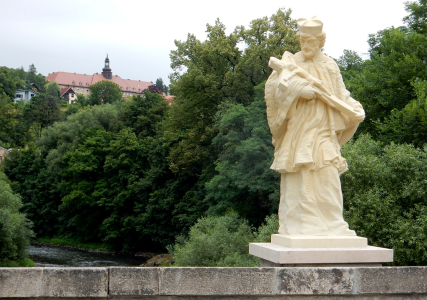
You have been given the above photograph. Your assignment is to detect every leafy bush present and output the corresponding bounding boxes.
[342,134,427,265]
[0,171,34,262]
[173,212,278,267]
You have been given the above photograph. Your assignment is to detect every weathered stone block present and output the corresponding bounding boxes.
[0,268,42,297]
[41,267,108,297]
[159,267,275,295]
[109,267,159,296]
[357,267,427,294]
[250,243,393,265]
[276,267,354,295]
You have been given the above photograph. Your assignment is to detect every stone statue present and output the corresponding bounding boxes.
[265,17,365,237]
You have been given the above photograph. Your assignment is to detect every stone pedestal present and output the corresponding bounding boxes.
[249,234,393,267]
[271,234,368,248]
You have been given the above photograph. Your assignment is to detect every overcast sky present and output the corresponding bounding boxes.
[0,0,409,86]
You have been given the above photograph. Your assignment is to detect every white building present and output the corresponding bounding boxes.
[14,89,37,103]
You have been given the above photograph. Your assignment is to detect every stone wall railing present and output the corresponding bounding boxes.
[1,267,427,299]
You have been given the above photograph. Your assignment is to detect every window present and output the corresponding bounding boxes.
[77,88,79,91]
[72,81,76,85]
[71,94,74,97]
[80,82,83,86]
[87,89,89,92]
[31,94,34,97]
[16,94,22,98]
[87,83,90,86]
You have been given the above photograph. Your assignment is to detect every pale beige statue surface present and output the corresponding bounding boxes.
[265,17,365,237]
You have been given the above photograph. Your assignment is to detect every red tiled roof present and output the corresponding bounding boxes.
[46,72,153,93]
[60,87,74,97]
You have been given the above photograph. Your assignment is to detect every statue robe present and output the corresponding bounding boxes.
[265,50,364,236]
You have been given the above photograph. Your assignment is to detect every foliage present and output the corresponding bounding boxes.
[336,49,365,87]
[45,81,61,98]
[348,26,427,135]
[88,80,122,105]
[342,135,427,265]
[23,93,60,139]
[205,82,279,225]
[167,8,299,176]
[3,105,123,239]
[404,0,427,34]
[0,258,36,267]
[155,77,169,94]
[123,92,169,138]
[0,97,17,146]
[173,212,258,267]
[173,212,278,267]
[25,64,46,92]
[0,171,34,262]
[376,78,427,146]
[2,146,61,237]
[0,67,18,99]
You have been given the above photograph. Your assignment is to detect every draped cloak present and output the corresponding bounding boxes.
[265,50,365,236]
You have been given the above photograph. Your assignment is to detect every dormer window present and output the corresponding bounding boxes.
[72,81,76,85]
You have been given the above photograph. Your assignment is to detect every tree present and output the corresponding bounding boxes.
[88,80,122,105]
[336,50,365,87]
[204,83,279,225]
[145,84,163,94]
[0,67,17,100]
[404,0,427,34]
[123,92,169,138]
[0,171,34,262]
[167,8,299,175]
[155,78,169,94]
[23,93,60,139]
[0,97,17,147]
[376,78,427,146]
[348,26,427,135]
[26,64,45,92]
[45,81,61,98]
[341,135,427,265]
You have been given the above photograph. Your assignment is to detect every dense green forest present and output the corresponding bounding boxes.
[2,1,427,266]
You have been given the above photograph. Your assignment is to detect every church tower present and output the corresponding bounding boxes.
[102,54,112,79]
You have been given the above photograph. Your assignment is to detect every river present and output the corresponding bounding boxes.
[28,245,148,267]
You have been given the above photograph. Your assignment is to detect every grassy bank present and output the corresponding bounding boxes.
[0,258,36,267]
[36,237,112,252]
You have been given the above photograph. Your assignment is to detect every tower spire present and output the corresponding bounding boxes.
[102,54,112,79]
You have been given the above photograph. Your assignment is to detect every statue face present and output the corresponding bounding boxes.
[300,36,321,59]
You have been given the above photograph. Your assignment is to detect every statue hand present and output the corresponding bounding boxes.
[300,85,317,100]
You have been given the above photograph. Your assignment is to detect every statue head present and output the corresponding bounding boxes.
[296,17,326,59]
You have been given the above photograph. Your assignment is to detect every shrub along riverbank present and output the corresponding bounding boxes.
[0,258,36,267]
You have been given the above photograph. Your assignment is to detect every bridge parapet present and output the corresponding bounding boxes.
[1,266,427,299]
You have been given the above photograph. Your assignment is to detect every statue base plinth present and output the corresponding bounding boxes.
[271,234,368,248]
[249,242,393,267]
